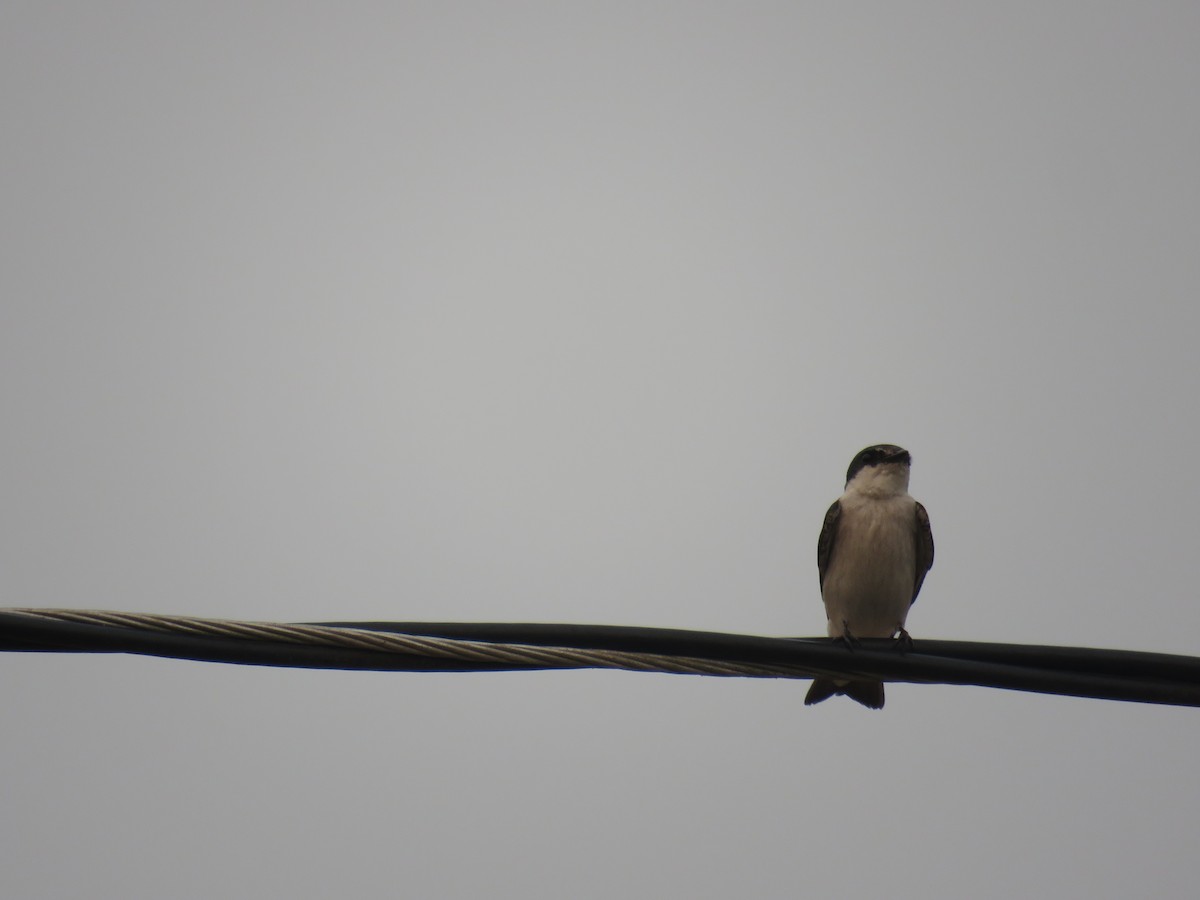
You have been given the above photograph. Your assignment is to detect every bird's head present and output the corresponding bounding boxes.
[844,444,912,493]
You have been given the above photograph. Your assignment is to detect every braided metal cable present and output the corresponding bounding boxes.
[0,608,829,679]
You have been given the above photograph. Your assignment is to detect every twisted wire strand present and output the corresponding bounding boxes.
[1,608,831,679]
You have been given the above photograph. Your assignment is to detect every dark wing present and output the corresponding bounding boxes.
[817,499,842,591]
[911,501,934,604]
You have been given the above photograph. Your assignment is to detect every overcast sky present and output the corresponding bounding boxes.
[3,3,1199,898]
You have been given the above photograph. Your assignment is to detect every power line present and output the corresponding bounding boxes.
[3,607,1199,707]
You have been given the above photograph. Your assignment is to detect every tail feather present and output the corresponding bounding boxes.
[804,678,885,709]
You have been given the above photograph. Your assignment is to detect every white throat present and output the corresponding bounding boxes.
[846,462,911,498]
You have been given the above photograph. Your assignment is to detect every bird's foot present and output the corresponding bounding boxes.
[836,621,860,651]
[893,627,914,654]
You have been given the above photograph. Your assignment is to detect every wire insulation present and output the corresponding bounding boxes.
[3,608,1199,707]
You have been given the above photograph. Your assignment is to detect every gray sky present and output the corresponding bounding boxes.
[3,3,1199,898]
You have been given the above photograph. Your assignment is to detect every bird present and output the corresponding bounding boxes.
[805,444,934,709]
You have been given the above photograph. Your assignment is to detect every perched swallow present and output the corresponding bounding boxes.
[805,444,934,709]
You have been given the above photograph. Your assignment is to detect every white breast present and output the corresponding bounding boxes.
[822,491,917,639]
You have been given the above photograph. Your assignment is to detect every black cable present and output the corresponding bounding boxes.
[3,611,1199,707]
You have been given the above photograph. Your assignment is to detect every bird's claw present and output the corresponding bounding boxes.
[893,627,914,654]
[836,621,860,651]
